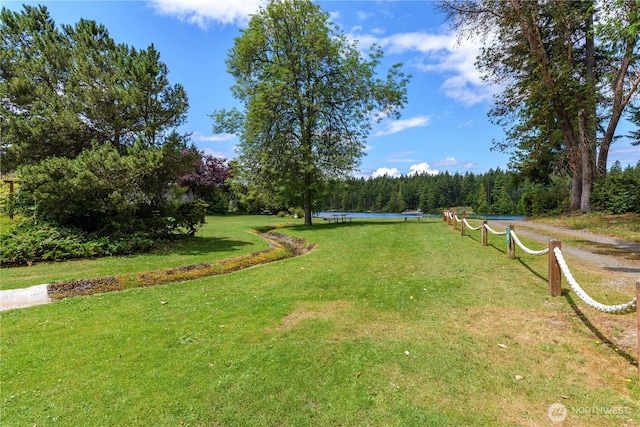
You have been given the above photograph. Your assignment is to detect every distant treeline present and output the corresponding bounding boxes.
[321,161,640,216]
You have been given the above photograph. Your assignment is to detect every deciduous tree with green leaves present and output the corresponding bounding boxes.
[439,0,640,212]
[212,0,409,225]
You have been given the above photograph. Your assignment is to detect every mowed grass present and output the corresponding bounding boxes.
[0,215,288,290]
[1,216,638,426]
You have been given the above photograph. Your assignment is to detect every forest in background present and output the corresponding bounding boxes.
[319,161,640,216]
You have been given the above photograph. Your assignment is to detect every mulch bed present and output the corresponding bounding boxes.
[47,230,314,300]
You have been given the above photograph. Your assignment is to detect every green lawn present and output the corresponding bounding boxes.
[1,216,638,426]
[0,215,288,290]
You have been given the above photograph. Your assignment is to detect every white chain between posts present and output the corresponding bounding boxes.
[462,218,483,231]
[509,230,549,255]
[552,247,637,314]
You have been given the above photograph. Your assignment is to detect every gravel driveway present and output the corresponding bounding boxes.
[489,219,640,287]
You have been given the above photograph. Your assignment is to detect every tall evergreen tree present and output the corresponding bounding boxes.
[439,0,640,212]
[0,5,189,168]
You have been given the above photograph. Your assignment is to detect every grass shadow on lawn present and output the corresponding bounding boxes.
[163,236,254,256]
[563,290,638,367]
[571,239,640,263]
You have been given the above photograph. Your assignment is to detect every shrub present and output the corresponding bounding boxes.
[0,219,162,266]
[519,179,570,216]
[290,207,305,218]
[172,199,209,236]
[591,162,640,214]
[16,141,200,234]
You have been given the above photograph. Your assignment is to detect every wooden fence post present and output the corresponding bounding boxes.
[548,240,562,297]
[507,225,515,259]
[482,221,488,246]
[452,213,457,230]
[461,215,466,236]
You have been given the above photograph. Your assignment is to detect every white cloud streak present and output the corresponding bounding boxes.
[148,0,264,28]
[431,156,457,167]
[192,132,237,142]
[148,1,495,106]
[375,115,431,137]
[348,30,497,106]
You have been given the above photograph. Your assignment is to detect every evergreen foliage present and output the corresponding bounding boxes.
[438,0,640,212]
[0,5,210,264]
[591,161,640,214]
[319,168,574,216]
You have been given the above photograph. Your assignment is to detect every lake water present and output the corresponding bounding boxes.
[316,212,526,221]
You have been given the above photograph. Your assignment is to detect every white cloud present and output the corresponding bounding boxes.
[375,115,431,137]
[431,157,458,167]
[348,29,498,106]
[201,148,229,158]
[148,0,264,28]
[372,167,401,178]
[357,11,373,21]
[408,162,439,176]
[192,132,237,142]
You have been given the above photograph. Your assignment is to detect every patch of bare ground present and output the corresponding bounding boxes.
[438,307,638,426]
[462,305,637,377]
[487,219,638,364]
[270,300,355,332]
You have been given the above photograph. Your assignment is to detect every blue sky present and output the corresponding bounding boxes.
[4,0,639,178]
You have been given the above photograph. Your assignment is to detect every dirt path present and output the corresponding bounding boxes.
[490,219,640,287]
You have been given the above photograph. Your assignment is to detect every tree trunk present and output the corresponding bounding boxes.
[578,109,593,212]
[304,171,313,226]
[567,138,583,211]
[571,171,582,211]
[515,1,583,210]
[596,34,640,177]
[585,7,597,188]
